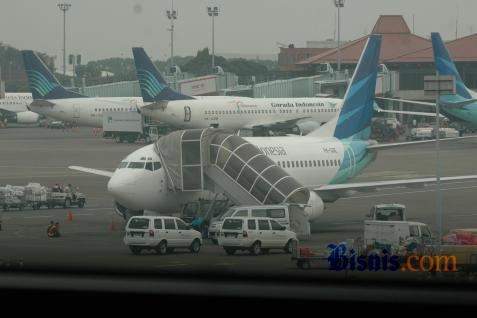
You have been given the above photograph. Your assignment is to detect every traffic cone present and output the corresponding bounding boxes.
[67,211,73,221]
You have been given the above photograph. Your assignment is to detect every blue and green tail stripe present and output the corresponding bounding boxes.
[132,47,193,102]
[22,50,86,100]
[431,32,472,100]
[25,70,59,97]
[334,34,381,141]
[136,69,167,100]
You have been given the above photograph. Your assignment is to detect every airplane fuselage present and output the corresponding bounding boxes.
[141,97,342,131]
[29,97,144,127]
[107,135,375,220]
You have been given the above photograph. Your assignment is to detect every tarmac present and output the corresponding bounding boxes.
[1,127,477,280]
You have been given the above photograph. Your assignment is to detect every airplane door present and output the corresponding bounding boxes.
[184,106,191,122]
[73,104,80,119]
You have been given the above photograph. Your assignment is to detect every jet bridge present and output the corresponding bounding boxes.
[155,128,311,236]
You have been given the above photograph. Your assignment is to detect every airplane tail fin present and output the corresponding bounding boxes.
[308,34,381,140]
[21,50,86,100]
[132,47,193,103]
[431,32,473,99]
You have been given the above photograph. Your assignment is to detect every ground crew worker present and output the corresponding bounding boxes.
[54,222,61,237]
[47,221,55,237]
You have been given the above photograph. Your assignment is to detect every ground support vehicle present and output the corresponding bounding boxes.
[124,216,202,255]
[102,111,162,144]
[47,190,85,209]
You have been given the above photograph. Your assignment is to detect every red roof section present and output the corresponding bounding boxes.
[372,15,410,34]
[297,15,477,65]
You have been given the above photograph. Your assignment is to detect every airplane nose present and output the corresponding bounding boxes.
[107,174,142,210]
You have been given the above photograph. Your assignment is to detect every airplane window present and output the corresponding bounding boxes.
[128,162,145,169]
[338,159,341,166]
[117,161,128,169]
[304,161,307,167]
[300,161,303,167]
[145,162,153,171]
[334,160,338,166]
[314,160,317,167]
[291,161,294,168]
[321,160,325,167]
[153,162,162,170]
[326,160,329,167]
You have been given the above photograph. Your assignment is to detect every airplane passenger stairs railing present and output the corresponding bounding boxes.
[154,128,312,236]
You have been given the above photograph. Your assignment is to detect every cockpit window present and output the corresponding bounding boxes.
[153,162,162,170]
[117,161,128,169]
[128,162,145,169]
[145,162,153,171]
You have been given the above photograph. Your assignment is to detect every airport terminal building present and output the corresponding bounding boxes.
[283,15,477,102]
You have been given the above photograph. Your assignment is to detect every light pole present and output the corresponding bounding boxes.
[58,2,71,76]
[167,0,177,67]
[334,0,344,72]
[424,72,456,254]
[207,6,219,71]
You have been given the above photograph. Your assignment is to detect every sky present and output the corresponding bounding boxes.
[1,0,477,64]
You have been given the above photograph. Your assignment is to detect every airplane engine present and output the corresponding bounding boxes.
[15,111,40,124]
[294,120,322,135]
[304,191,324,221]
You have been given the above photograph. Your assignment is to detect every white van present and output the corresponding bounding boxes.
[218,217,297,255]
[208,205,290,242]
[124,216,202,255]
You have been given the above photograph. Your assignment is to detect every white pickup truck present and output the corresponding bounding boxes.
[364,204,432,253]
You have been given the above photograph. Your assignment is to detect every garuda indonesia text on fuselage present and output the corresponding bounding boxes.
[133,47,342,135]
[22,50,143,127]
[71,34,477,222]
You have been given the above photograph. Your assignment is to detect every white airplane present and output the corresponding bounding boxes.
[71,35,477,222]
[133,47,342,135]
[0,92,40,125]
[22,50,144,128]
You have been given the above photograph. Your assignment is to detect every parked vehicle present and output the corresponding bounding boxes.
[48,188,85,209]
[47,120,65,129]
[208,204,291,243]
[218,217,297,255]
[124,216,202,255]
[102,111,161,144]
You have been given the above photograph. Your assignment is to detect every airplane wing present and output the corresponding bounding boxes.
[376,97,477,109]
[313,175,477,200]
[248,117,313,130]
[374,102,442,117]
[69,166,114,178]
[376,97,435,107]
[374,108,441,118]
[366,135,476,150]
